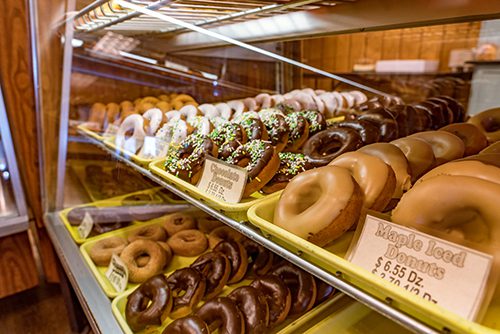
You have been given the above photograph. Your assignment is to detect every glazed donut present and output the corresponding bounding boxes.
[329,152,397,211]
[284,112,310,151]
[358,143,412,198]
[167,230,208,257]
[125,275,172,331]
[314,278,335,305]
[190,252,231,300]
[350,91,368,106]
[215,103,233,120]
[155,101,172,113]
[120,240,167,283]
[226,140,280,197]
[409,131,465,164]
[227,100,247,120]
[318,92,338,118]
[119,101,135,118]
[303,127,363,167]
[270,263,317,315]
[332,91,347,115]
[166,268,206,319]
[105,103,120,125]
[243,98,258,111]
[209,122,247,159]
[195,297,245,334]
[341,92,356,109]
[262,152,312,194]
[156,118,192,145]
[115,114,147,152]
[214,241,248,284]
[258,109,290,152]
[89,236,128,266]
[87,102,107,131]
[255,93,272,110]
[164,134,218,184]
[198,104,220,119]
[234,112,269,141]
[391,138,436,182]
[270,94,285,107]
[127,225,167,243]
[142,108,164,135]
[228,286,269,334]
[196,216,223,233]
[274,166,364,246]
[241,238,274,277]
[208,226,244,249]
[162,316,209,334]
[250,276,291,327]
[416,159,500,186]
[392,175,500,245]
[441,123,488,156]
[163,212,197,236]
[187,116,213,136]
[481,141,500,154]
[172,94,196,110]
[179,105,201,120]
[335,120,381,145]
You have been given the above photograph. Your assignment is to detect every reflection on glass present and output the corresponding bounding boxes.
[0,133,17,218]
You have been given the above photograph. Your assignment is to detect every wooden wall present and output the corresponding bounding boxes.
[302,22,481,88]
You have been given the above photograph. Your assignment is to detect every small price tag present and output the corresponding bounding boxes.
[105,254,129,293]
[197,156,247,203]
[77,212,93,239]
[348,215,493,320]
[138,136,169,159]
[103,124,119,138]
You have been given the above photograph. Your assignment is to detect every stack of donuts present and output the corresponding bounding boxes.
[124,223,335,333]
[273,107,499,248]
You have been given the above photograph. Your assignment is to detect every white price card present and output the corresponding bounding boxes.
[348,215,493,320]
[105,254,129,293]
[103,124,119,138]
[138,136,169,159]
[77,212,93,239]
[197,156,247,203]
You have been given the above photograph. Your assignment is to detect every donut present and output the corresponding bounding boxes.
[303,127,363,167]
[164,134,218,184]
[196,216,224,233]
[405,105,431,134]
[228,286,269,334]
[335,120,381,145]
[241,238,274,277]
[209,122,247,159]
[298,110,326,136]
[255,93,272,110]
[155,118,193,145]
[358,143,412,198]
[136,241,173,269]
[198,104,220,119]
[106,102,120,125]
[163,212,197,236]
[120,240,167,283]
[234,112,269,141]
[250,276,291,327]
[179,105,201,120]
[190,252,231,300]
[125,275,172,331]
[392,175,500,245]
[259,109,290,152]
[415,159,500,186]
[195,297,245,334]
[208,226,244,250]
[329,152,397,211]
[314,278,335,306]
[187,116,212,136]
[227,100,247,120]
[226,140,280,197]
[440,123,488,156]
[127,225,167,243]
[155,101,172,113]
[415,100,447,129]
[469,108,500,142]
[89,236,128,266]
[481,141,500,155]
[214,241,248,284]
[166,268,206,319]
[274,166,364,246]
[357,110,399,142]
[162,316,209,334]
[142,108,164,135]
[270,263,317,315]
[428,97,455,124]
[87,102,107,131]
[409,131,465,164]
[284,112,310,151]
[115,114,147,153]
[243,98,258,111]
[172,94,196,110]
[167,230,208,257]
[318,93,337,118]
[262,152,312,194]
[391,138,436,182]
[215,103,233,120]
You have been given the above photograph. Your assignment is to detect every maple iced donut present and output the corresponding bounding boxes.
[440,123,488,156]
[409,130,465,164]
[274,166,364,247]
[415,159,500,186]
[391,137,436,182]
[329,151,397,211]
[468,107,500,143]
[480,141,500,154]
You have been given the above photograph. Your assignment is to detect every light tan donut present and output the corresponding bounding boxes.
[137,102,156,114]
[255,93,272,110]
[120,239,167,283]
[115,114,147,152]
[163,212,197,236]
[391,137,436,182]
[89,236,128,267]
[409,131,465,164]
[358,143,412,198]
[274,166,364,247]
[416,159,500,186]
[392,175,500,245]
[87,102,107,131]
[106,103,120,125]
[243,97,258,111]
[172,94,196,110]
[142,96,160,104]
[158,94,170,102]
[128,225,168,243]
[329,152,396,211]
[156,101,172,112]
[468,107,500,143]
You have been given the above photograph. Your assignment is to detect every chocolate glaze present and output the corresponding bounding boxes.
[250,276,291,327]
[167,268,206,311]
[162,316,209,334]
[357,113,399,142]
[214,241,248,284]
[228,286,269,334]
[241,239,274,277]
[190,252,230,299]
[336,120,381,144]
[195,297,245,334]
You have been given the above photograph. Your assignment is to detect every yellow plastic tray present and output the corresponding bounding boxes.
[149,159,282,222]
[77,123,106,141]
[248,196,500,334]
[80,215,198,298]
[104,137,158,167]
[112,278,346,334]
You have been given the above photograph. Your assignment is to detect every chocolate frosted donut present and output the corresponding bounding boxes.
[298,110,326,135]
[303,127,363,166]
[262,152,312,194]
[167,268,206,319]
[241,238,274,277]
[405,105,431,134]
[314,277,335,306]
[210,122,247,159]
[195,297,245,334]
[214,241,248,284]
[259,109,290,152]
[250,276,291,327]
[190,251,231,300]
[162,316,209,334]
[228,286,269,334]
[437,95,465,122]
[357,111,399,142]
[285,112,310,151]
[125,275,172,331]
[234,112,269,141]
[335,120,381,144]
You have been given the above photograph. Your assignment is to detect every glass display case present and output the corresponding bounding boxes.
[40,1,500,333]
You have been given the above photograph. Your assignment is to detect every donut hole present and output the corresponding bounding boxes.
[481,117,500,133]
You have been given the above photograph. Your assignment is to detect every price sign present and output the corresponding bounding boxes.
[77,212,93,239]
[103,124,119,138]
[197,156,247,203]
[138,136,169,159]
[105,254,129,293]
[348,215,493,320]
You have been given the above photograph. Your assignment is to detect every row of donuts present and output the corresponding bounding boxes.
[125,229,335,334]
[272,108,499,248]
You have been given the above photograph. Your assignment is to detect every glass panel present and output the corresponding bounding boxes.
[0,126,19,218]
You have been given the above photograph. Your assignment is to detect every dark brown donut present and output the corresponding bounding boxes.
[303,127,363,166]
[167,268,206,319]
[285,113,310,151]
[387,104,410,138]
[228,286,269,334]
[208,226,244,249]
[194,297,245,334]
[210,123,247,160]
[436,95,465,122]
[335,120,381,144]
[405,105,432,134]
[357,111,399,142]
[314,277,335,306]
[214,241,248,284]
[241,238,274,277]
[162,316,209,334]
[259,109,290,152]
[190,251,231,300]
[125,275,172,331]
[270,263,317,315]
[250,276,291,327]
[428,97,454,124]
[236,113,269,141]
[414,102,444,130]
[299,110,327,135]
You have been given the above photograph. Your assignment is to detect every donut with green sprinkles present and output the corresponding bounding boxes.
[209,122,247,160]
[234,112,269,141]
[284,112,310,151]
[262,152,313,193]
[298,110,326,135]
[259,109,290,152]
